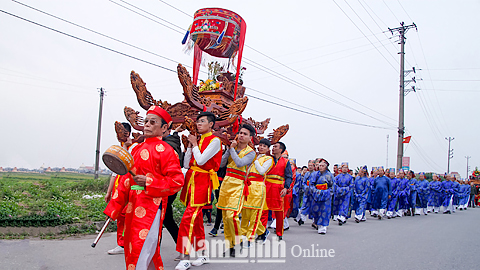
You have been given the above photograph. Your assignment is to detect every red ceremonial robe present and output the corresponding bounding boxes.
[104,136,184,270]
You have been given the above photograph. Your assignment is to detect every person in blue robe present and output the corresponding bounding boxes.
[372,167,391,219]
[429,174,443,213]
[367,167,378,217]
[332,162,354,225]
[309,159,334,234]
[386,168,399,218]
[451,177,461,212]
[406,170,418,216]
[297,160,316,225]
[417,172,430,215]
[442,174,455,214]
[290,170,303,219]
[352,166,370,222]
[396,169,410,217]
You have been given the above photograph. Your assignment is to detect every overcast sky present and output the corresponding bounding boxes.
[1,0,478,178]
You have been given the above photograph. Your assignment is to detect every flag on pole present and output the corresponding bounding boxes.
[403,136,412,144]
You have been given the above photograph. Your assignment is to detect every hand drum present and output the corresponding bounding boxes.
[102,145,134,175]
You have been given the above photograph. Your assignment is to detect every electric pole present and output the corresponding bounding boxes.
[465,156,471,179]
[389,22,417,171]
[94,88,105,179]
[445,137,454,174]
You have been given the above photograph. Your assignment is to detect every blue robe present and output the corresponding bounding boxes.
[310,170,334,226]
[417,179,430,208]
[452,181,461,206]
[429,181,443,207]
[299,171,317,219]
[387,178,400,212]
[442,181,454,207]
[372,176,392,210]
[290,172,302,218]
[332,173,354,218]
[397,177,410,210]
[366,177,375,211]
[408,178,418,208]
[352,176,370,218]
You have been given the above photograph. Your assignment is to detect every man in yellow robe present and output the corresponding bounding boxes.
[241,138,273,246]
[217,124,256,257]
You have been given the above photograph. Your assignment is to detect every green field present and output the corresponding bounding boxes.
[0,172,187,238]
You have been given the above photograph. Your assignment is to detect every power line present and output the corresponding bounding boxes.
[342,0,400,66]
[13,0,187,67]
[0,9,178,73]
[332,0,398,72]
[245,92,394,130]
[112,0,185,33]
[157,0,193,18]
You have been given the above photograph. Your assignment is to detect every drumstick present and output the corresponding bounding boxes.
[91,218,111,248]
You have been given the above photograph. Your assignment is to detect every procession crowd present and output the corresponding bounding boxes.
[102,106,478,270]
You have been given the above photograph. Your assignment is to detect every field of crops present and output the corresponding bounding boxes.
[0,172,187,238]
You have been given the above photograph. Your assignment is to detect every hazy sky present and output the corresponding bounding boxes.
[1,0,478,178]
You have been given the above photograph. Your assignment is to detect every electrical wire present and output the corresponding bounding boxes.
[0,9,178,73]
[332,0,398,72]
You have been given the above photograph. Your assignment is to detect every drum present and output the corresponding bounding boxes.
[189,8,244,58]
[102,145,134,175]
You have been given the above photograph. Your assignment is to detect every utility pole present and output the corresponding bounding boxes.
[94,88,105,179]
[465,156,471,179]
[445,137,454,174]
[389,22,417,171]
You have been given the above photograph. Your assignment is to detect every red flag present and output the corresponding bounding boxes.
[403,136,412,144]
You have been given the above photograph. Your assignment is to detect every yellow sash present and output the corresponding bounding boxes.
[266,178,283,185]
[190,165,220,190]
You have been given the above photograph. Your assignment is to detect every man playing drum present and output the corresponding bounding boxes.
[103,106,184,270]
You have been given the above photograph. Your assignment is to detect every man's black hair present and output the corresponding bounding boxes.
[240,124,256,137]
[197,111,216,126]
[302,166,307,170]
[259,138,271,148]
[121,122,132,134]
[277,141,286,153]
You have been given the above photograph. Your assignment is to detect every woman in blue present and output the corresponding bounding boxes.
[309,159,334,234]
[386,168,399,219]
[396,169,410,217]
[297,160,316,225]
[353,166,370,223]
[290,160,303,219]
[332,162,354,225]
[417,172,430,215]
[372,167,391,219]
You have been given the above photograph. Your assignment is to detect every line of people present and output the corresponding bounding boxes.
[292,160,475,235]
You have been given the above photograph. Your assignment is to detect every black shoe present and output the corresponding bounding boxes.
[311,223,318,230]
[277,235,283,241]
[223,247,235,257]
[338,220,343,226]
[283,227,289,231]
[208,228,218,237]
[297,219,304,226]
[355,218,360,223]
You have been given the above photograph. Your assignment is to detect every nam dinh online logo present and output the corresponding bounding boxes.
[182,237,336,263]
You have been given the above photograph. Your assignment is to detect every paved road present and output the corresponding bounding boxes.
[2,207,479,270]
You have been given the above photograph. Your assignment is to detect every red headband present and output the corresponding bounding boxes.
[147,106,172,126]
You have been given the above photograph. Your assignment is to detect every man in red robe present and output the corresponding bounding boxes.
[257,142,292,241]
[104,106,184,270]
[175,112,222,270]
